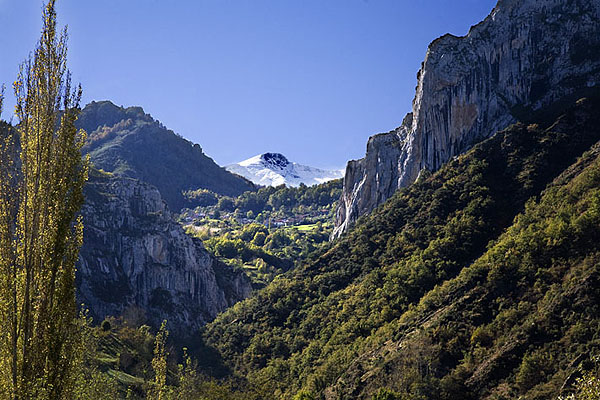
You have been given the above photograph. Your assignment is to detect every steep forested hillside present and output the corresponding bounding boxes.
[79,101,255,211]
[203,97,600,399]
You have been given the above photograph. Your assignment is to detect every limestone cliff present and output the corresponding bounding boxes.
[77,170,251,334]
[333,0,600,238]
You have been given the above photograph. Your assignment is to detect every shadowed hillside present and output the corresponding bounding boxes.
[79,101,255,211]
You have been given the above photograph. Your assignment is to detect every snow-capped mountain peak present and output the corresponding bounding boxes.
[226,153,343,187]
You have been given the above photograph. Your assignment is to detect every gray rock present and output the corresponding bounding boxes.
[333,0,600,238]
[77,171,251,334]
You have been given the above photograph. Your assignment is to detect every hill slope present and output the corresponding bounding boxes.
[203,96,600,399]
[79,101,255,211]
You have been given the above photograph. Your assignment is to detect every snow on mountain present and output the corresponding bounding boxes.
[225,153,343,187]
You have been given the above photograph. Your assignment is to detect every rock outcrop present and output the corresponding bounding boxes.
[333,0,600,238]
[77,170,251,334]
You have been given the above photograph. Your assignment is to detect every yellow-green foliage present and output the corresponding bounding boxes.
[186,178,342,215]
[198,222,331,287]
[566,367,600,400]
[107,320,272,400]
[71,311,119,399]
[0,1,89,398]
[148,321,169,400]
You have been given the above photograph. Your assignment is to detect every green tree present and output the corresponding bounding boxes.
[218,197,235,212]
[252,231,267,246]
[561,357,600,400]
[572,372,600,399]
[371,388,400,400]
[71,311,119,399]
[293,391,316,400]
[0,1,89,398]
[174,348,199,400]
[149,321,170,400]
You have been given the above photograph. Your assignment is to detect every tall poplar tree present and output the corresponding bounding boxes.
[0,1,89,398]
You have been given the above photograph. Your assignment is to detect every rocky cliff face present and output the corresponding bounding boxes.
[333,0,600,238]
[77,170,251,334]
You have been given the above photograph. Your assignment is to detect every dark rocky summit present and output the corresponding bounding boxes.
[260,152,291,168]
[333,0,600,238]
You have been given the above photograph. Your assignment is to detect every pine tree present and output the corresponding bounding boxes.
[0,1,88,398]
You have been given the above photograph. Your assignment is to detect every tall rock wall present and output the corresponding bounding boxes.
[333,0,600,238]
[77,170,251,334]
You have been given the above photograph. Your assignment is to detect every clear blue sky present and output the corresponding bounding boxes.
[0,0,497,169]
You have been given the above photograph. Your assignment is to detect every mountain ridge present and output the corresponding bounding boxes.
[0,118,253,337]
[79,100,255,211]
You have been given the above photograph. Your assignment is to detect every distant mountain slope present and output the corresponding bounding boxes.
[204,96,600,398]
[78,101,255,211]
[226,152,343,187]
